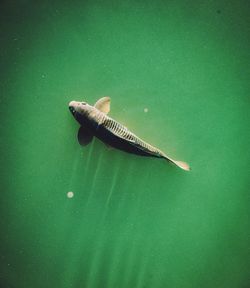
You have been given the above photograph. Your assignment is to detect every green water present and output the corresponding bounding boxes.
[1,1,249,287]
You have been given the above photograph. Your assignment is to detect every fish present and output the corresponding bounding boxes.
[69,97,190,171]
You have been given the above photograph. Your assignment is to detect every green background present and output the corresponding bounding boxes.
[1,1,249,287]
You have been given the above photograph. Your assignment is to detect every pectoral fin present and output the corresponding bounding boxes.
[77,126,94,146]
[94,97,111,114]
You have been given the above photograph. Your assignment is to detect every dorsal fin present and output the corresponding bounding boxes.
[94,97,111,114]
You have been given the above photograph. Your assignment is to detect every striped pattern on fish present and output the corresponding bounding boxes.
[100,115,163,157]
[69,97,190,171]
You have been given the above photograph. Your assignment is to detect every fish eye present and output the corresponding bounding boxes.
[81,102,86,105]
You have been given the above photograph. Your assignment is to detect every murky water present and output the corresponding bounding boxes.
[1,1,249,288]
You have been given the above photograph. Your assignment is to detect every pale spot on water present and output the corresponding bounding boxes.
[67,191,74,198]
[144,107,148,113]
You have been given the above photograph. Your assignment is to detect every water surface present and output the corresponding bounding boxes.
[0,1,249,287]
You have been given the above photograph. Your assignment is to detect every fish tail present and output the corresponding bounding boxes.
[162,154,190,171]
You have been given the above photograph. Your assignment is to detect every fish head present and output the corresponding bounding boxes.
[69,100,91,115]
[69,101,96,125]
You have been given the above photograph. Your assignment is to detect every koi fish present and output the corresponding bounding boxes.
[69,97,190,171]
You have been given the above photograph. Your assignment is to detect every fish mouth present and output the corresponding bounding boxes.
[69,106,75,113]
[69,101,76,114]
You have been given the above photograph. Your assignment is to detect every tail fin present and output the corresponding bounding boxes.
[171,160,190,171]
[163,154,190,171]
